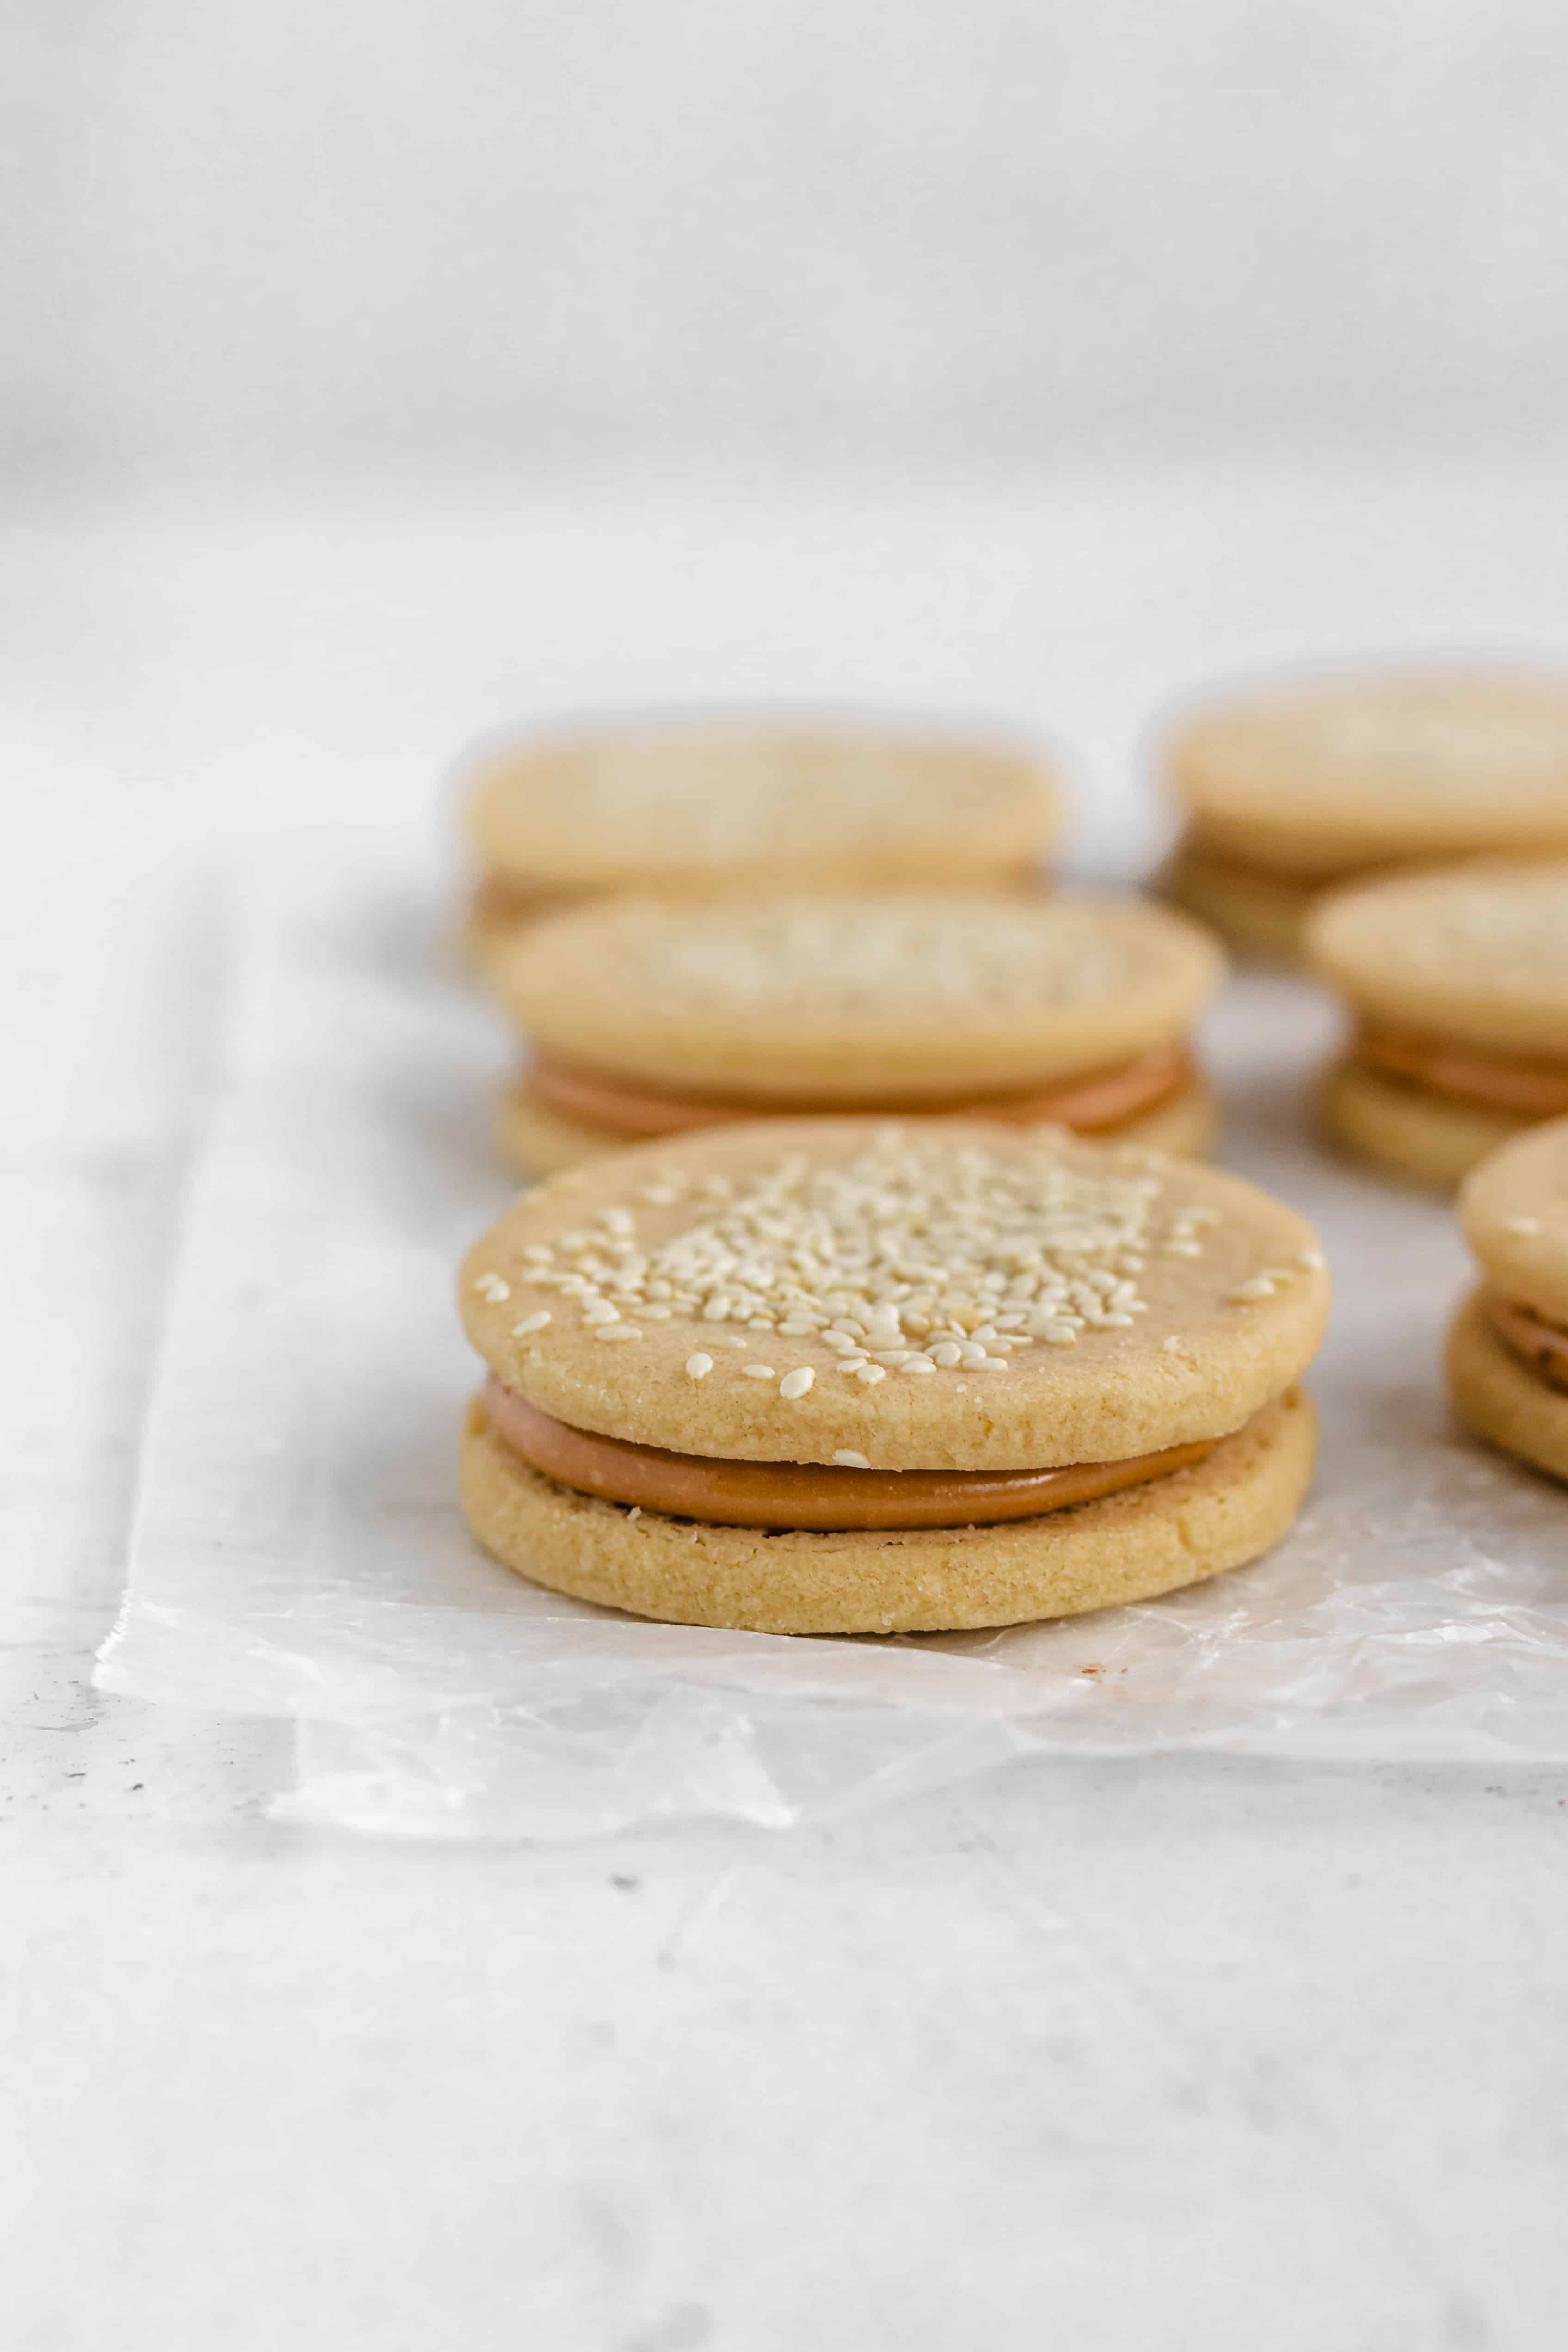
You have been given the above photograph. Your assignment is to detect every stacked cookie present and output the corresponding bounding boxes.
[458,1122,1328,1634]
[1448,1121,1568,1484]
[1309,863,1568,1189]
[486,889,1224,1174]
[462,716,1061,970]
[1162,668,1568,963]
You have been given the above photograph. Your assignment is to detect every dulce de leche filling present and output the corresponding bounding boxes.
[1353,1024,1568,1120]
[1483,1289,1568,1394]
[481,1374,1222,1531]
[520,1040,1198,1147]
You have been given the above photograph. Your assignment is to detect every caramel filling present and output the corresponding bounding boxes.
[481,1375,1223,1530]
[1353,1025,1568,1120]
[519,1041,1198,1146]
[474,860,1050,930]
[1483,1290,1568,1394]
[472,874,586,927]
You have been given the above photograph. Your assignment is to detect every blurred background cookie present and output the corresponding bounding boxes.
[461,715,1061,971]
[1448,1117,1568,1482]
[487,888,1224,1174]
[1309,862,1568,1188]
[1159,667,1568,961]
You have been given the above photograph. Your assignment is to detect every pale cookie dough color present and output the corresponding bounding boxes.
[456,1119,1329,1633]
[462,717,1061,966]
[1159,667,1568,962]
[490,889,1225,1174]
[1447,1118,1568,1483]
[1309,862,1568,1189]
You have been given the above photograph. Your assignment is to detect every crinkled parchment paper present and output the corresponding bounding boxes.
[97,853,1568,1837]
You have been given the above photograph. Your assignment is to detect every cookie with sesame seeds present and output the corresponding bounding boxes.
[489,888,1224,1174]
[1308,862,1568,1188]
[456,1119,1328,1632]
[461,715,1061,966]
[1159,666,1568,961]
[1446,1119,1568,1482]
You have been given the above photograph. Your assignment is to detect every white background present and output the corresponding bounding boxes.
[6,0,1568,479]
[6,8,1568,2348]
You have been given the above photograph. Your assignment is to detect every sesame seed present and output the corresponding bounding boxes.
[779,1367,815,1400]
[833,1450,871,1470]
[626,1505,642,1521]
[743,1364,776,1379]
[930,1342,964,1367]
[685,1353,713,1379]
[474,1272,510,1304]
[594,1324,642,1341]
[901,1358,937,1374]
[975,1355,1008,1371]
[511,1311,552,1336]
[854,1363,887,1383]
[1229,1277,1276,1303]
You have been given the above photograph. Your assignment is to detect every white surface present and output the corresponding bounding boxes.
[8,2,1568,473]
[7,463,1568,2346]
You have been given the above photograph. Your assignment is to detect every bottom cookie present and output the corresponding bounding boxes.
[459,1386,1317,1634]
[1445,1287,1568,1484]
[498,1077,1219,1180]
[1319,1060,1525,1191]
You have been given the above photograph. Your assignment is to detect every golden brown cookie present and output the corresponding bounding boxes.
[488,889,1225,1173]
[1158,666,1568,962]
[455,1120,1328,1631]
[1308,863,1568,1188]
[462,718,1061,963]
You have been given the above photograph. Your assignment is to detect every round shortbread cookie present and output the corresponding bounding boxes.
[1156,839,1316,963]
[1318,1060,1525,1191]
[1458,1117,1568,1325]
[1166,669,1568,881]
[1445,1287,1568,1485]
[496,1072,1220,1179]
[465,720,1059,895]
[459,1120,1328,1472]
[1307,862,1568,1060]
[491,890,1224,1102]
[460,1386,1316,1634]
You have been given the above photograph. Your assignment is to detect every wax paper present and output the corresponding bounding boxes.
[97,850,1568,1838]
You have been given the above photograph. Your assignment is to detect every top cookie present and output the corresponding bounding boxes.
[465,719,1060,893]
[1307,862,1568,1058]
[491,890,1224,1099]
[1166,669,1568,880]
[1458,1117,1568,1323]
[458,1119,1329,1472]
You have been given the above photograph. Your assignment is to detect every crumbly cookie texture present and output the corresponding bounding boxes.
[460,1388,1317,1633]
[495,1072,1218,1179]
[1318,1062,1524,1193]
[1458,1117,1568,1323]
[466,724,1058,891]
[1308,862,1568,1058]
[491,891,1224,1099]
[1166,670,1568,879]
[1446,1289,1568,1485]
[459,1119,1328,1470]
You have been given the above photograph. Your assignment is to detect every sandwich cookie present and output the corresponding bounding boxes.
[1309,862,1568,1188]
[1160,668,1568,961]
[458,1120,1329,1633]
[463,718,1060,967]
[1448,1118,1568,1482]
[491,889,1225,1174]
